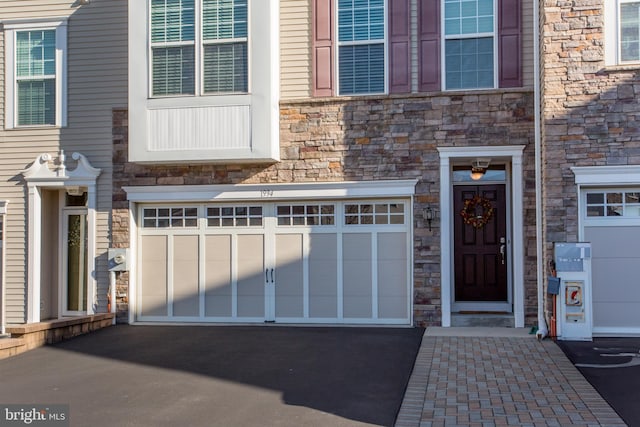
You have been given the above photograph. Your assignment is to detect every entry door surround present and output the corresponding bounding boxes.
[438,146,525,328]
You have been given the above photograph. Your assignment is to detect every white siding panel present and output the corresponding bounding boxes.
[148,106,252,151]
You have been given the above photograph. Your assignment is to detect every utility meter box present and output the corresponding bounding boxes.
[554,242,593,341]
[108,248,130,272]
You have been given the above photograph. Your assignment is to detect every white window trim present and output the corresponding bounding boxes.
[441,0,498,91]
[2,17,68,129]
[335,0,389,96]
[572,166,640,234]
[148,0,251,98]
[604,0,640,66]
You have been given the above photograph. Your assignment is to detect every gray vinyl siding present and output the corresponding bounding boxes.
[0,0,127,323]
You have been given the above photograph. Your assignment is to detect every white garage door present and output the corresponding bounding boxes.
[583,189,640,335]
[136,200,411,325]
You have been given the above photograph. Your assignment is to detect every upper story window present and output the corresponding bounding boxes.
[3,19,67,129]
[337,0,385,95]
[444,0,495,90]
[150,0,248,97]
[604,0,640,65]
[311,0,521,97]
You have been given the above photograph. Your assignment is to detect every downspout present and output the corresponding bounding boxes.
[534,0,548,339]
[0,201,7,336]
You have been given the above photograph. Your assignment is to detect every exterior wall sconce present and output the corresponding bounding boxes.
[470,158,491,180]
[424,207,435,231]
[78,0,90,5]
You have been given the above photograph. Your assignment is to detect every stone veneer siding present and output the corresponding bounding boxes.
[541,2,640,263]
[112,90,537,327]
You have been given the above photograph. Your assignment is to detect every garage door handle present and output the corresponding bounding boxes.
[270,269,274,283]
[266,269,274,283]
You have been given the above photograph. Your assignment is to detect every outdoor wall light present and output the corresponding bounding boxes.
[78,0,90,5]
[424,207,435,231]
[470,158,491,181]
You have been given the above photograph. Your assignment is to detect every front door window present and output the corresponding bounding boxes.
[64,210,87,313]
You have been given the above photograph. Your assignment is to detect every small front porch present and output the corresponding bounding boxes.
[0,313,114,360]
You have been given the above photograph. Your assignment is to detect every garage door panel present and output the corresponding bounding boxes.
[237,234,265,318]
[585,226,640,258]
[137,200,411,325]
[275,234,304,318]
[594,302,640,328]
[378,233,408,319]
[343,233,373,318]
[173,235,200,317]
[205,235,232,317]
[140,235,168,317]
[309,234,338,318]
[592,258,640,301]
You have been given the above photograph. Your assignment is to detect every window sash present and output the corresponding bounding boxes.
[149,0,249,97]
[15,29,57,126]
[619,1,640,62]
[443,0,495,90]
[445,37,494,89]
[337,0,386,95]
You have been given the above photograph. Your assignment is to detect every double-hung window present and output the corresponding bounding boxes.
[3,19,67,129]
[605,0,640,65]
[337,0,386,95]
[444,0,495,90]
[150,0,248,97]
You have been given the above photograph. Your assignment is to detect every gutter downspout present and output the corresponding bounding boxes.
[534,0,548,339]
[0,201,8,336]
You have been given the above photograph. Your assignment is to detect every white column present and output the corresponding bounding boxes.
[512,153,525,328]
[439,157,452,327]
[86,183,97,315]
[27,185,42,323]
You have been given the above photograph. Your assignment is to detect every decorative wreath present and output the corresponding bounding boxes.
[460,196,494,229]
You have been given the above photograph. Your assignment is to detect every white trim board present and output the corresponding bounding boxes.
[437,145,526,328]
[124,179,419,202]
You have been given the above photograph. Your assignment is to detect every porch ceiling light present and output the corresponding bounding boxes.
[470,158,491,181]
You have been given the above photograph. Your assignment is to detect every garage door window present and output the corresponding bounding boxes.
[345,203,405,225]
[586,191,640,217]
[143,207,198,228]
[207,206,262,227]
[276,204,335,226]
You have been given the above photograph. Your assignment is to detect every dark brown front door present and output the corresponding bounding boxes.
[454,185,508,302]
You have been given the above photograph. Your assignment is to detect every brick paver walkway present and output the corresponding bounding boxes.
[396,329,626,427]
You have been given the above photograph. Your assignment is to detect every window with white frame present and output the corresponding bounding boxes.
[3,19,67,128]
[337,0,385,95]
[605,0,640,65]
[443,0,495,90]
[150,0,248,97]
[585,190,640,217]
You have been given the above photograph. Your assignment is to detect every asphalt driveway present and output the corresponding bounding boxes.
[0,325,423,427]
[558,337,640,427]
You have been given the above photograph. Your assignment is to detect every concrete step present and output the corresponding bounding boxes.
[451,313,515,328]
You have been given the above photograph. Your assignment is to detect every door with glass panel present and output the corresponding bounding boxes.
[62,209,88,315]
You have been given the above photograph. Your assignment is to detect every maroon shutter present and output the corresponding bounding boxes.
[418,0,441,92]
[389,0,411,94]
[498,0,522,88]
[312,0,334,97]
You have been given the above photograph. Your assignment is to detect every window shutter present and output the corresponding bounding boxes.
[498,0,522,88]
[418,0,440,92]
[389,0,411,93]
[312,0,334,97]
